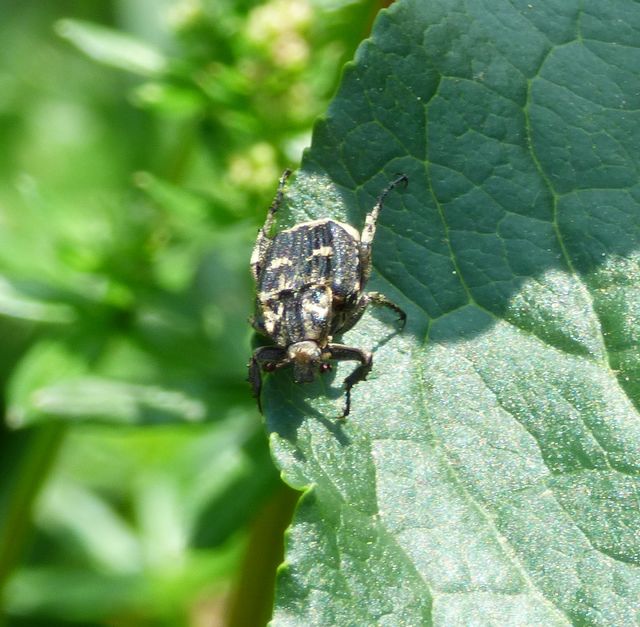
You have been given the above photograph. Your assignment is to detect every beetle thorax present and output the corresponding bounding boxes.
[288,340,322,384]
[287,340,321,363]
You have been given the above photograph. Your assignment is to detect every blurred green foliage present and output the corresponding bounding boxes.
[0,1,381,624]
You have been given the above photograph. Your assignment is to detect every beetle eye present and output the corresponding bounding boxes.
[263,362,277,372]
[319,363,332,374]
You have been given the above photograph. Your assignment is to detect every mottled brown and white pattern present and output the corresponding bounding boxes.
[248,170,408,418]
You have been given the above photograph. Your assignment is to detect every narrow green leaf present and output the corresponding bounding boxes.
[0,424,64,602]
[7,339,206,427]
[6,339,90,429]
[267,1,640,624]
[0,277,75,324]
[56,19,167,76]
[13,376,206,427]
[36,479,142,573]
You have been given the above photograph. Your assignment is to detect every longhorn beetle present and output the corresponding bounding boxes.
[248,170,407,418]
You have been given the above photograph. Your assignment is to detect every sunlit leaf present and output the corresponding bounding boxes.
[268,0,640,624]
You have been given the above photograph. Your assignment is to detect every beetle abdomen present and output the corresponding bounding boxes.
[262,285,332,345]
[258,219,361,301]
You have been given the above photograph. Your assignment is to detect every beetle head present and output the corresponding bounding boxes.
[288,341,323,383]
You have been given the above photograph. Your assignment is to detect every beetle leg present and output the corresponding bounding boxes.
[251,168,292,282]
[248,346,288,413]
[247,356,263,412]
[326,343,373,418]
[359,174,408,284]
[367,291,406,329]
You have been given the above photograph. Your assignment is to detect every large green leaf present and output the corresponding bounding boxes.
[265,1,640,624]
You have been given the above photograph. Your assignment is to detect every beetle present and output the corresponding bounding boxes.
[248,170,407,418]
